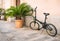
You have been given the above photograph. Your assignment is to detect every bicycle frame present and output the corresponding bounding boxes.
[30,7,57,37]
[33,7,48,28]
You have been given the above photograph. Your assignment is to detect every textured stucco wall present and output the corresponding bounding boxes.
[0,0,3,8]
[3,0,16,9]
[21,0,60,34]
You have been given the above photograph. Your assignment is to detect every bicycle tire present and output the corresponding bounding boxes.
[46,24,57,37]
[30,21,40,30]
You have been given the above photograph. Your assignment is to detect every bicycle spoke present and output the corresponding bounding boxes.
[30,21,39,30]
[46,24,57,37]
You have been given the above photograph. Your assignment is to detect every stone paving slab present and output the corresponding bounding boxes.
[0,27,60,41]
[0,20,60,41]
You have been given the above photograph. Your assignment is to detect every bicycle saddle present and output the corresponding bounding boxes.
[43,13,50,16]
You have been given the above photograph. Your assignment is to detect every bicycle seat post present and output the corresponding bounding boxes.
[43,13,49,24]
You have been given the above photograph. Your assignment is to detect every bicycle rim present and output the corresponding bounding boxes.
[46,24,57,37]
[30,21,39,30]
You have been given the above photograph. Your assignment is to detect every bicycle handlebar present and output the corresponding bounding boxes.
[35,7,37,10]
[34,6,37,11]
[31,6,37,14]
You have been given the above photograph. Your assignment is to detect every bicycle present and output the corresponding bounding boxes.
[30,7,57,37]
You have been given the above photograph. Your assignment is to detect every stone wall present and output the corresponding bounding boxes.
[0,0,16,9]
[21,0,60,34]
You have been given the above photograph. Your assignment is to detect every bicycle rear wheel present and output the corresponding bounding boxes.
[46,24,57,37]
[30,21,40,30]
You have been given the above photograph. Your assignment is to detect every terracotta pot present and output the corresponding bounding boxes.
[15,20,23,28]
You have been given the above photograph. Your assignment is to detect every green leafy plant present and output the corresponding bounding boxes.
[5,3,33,20]
[0,8,2,12]
[0,8,4,12]
[0,8,5,15]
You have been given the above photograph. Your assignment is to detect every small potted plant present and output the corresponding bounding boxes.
[5,3,33,28]
[0,8,5,20]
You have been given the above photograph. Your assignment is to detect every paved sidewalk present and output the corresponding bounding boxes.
[0,20,60,41]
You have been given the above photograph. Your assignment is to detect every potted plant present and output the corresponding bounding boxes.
[0,8,5,20]
[5,3,33,28]
[5,7,15,22]
[0,8,2,20]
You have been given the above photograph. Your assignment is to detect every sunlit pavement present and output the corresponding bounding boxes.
[0,20,60,41]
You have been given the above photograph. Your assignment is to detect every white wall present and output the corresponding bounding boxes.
[0,0,3,8]
[3,0,16,9]
[21,0,60,34]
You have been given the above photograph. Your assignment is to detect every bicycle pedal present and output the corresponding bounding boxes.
[38,29,40,30]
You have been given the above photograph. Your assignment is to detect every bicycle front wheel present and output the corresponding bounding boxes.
[30,21,40,30]
[46,24,57,37]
